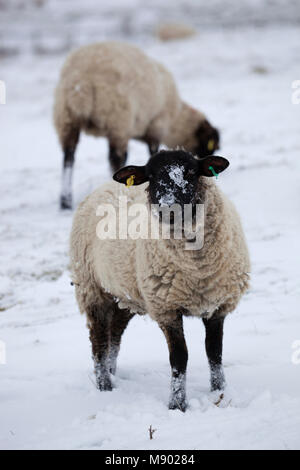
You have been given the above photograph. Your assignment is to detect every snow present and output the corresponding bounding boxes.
[1,3,300,450]
[156,164,189,207]
[156,165,189,208]
[168,165,187,191]
[157,188,176,208]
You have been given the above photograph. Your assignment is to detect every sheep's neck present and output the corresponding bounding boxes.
[165,102,205,150]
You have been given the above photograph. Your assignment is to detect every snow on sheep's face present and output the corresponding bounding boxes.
[146,151,200,208]
[113,150,229,209]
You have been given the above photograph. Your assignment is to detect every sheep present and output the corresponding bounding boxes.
[156,23,197,42]
[70,149,250,411]
[54,41,220,209]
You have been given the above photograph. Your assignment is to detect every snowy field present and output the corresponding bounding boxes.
[0,5,300,450]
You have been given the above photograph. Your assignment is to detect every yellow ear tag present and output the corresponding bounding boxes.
[126,175,135,187]
[207,139,215,152]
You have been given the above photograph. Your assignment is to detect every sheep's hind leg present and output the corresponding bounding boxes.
[159,315,188,412]
[60,127,79,210]
[203,316,226,392]
[87,301,113,391]
[145,137,160,156]
[109,143,128,173]
[108,304,135,375]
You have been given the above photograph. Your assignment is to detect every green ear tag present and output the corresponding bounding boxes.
[209,166,218,179]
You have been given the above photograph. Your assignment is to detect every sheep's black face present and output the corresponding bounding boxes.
[194,120,220,157]
[146,151,200,209]
[113,150,229,209]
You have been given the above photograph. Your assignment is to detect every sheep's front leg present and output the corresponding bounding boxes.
[159,315,188,412]
[203,316,226,392]
[109,305,134,375]
[87,302,112,391]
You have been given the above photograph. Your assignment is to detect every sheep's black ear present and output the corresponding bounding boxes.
[197,156,229,177]
[113,165,149,186]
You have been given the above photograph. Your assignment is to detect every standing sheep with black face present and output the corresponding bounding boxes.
[54,42,220,209]
[70,150,250,411]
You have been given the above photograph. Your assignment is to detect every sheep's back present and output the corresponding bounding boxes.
[56,42,178,138]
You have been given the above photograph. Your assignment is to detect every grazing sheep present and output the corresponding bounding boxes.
[70,150,250,411]
[54,42,220,209]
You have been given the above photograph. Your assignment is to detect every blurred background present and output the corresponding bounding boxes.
[1,0,300,57]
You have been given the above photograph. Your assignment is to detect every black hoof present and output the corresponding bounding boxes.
[168,396,187,412]
[169,402,187,412]
[60,195,72,210]
[211,368,226,392]
[96,374,113,392]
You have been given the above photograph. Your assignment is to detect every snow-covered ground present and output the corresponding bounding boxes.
[0,12,300,450]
